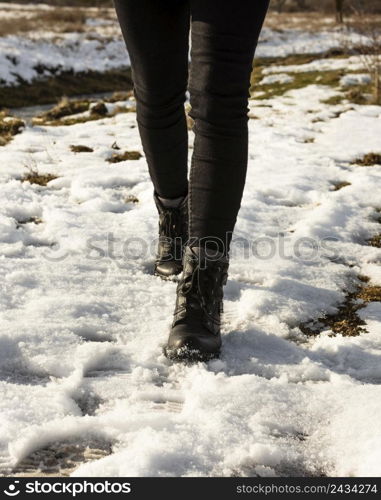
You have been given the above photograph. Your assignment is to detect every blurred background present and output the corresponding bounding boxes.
[0,0,380,122]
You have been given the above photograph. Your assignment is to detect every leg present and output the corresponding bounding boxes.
[114,0,190,199]
[165,0,269,360]
[188,0,270,253]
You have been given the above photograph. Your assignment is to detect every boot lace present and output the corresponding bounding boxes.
[158,207,185,257]
[159,207,182,240]
[178,256,226,316]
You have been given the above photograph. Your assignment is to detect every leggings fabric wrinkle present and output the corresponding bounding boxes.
[114,0,269,251]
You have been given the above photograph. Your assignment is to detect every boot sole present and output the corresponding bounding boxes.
[163,345,220,363]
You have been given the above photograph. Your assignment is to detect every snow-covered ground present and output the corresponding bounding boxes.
[1,80,381,476]
[261,55,367,76]
[0,34,130,86]
[0,3,370,87]
[1,4,381,478]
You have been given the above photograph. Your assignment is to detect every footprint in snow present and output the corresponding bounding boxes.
[12,439,112,477]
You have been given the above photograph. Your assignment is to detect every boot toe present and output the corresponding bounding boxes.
[155,260,182,278]
[165,325,221,361]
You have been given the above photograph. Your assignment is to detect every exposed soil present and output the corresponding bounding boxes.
[300,276,381,338]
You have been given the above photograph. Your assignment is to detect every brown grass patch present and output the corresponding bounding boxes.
[357,285,381,302]
[22,169,58,186]
[90,102,108,116]
[321,86,372,106]
[124,195,139,204]
[0,8,88,36]
[321,95,344,105]
[107,151,142,163]
[263,12,381,33]
[16,216,43,228]
[32,97,135,126]
[251,67,345,101]
[263,12,336,32]
[0,69,132,110]
[300,275,381,338]
[331,181,351,191]
[0,112,25,146]
[37,8,87,26]
[105,91,134,103]
[353,153,381,166]
[33,97,90,124]
[368,234,381,248]
[346,87,369,105]
[4,0,112,5]
[70,145,94,153]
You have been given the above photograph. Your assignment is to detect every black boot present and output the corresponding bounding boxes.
[154,193,188,279]
[164,246,229,361]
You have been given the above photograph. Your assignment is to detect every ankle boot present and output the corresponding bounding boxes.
[164,246,229,361]
[154,193,188,278]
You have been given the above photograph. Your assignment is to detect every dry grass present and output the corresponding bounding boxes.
[0,8,352,38]
[33,96,90,123]
[353,152,381,166]
[263,12,337,31]
[22,169,58,186]
[251,67,345,100]
[0,111,25,146]
[301,204,381,336]
[16,216,43,228]
[368,234,381,248]
[31,96,135,126]
[322,293,367,337]
[70,144,93,153]
[1,0,112,5]
[357,284,381,302]
[106,90,134,102]
[322,94,344,105]
[0,8,89,36]
[0,69,132,110]
[90,102,108,116]
[347,16,381,35]
[32,97,105,126]
[300,275,381,338]
[331,181,351,191]
[321,86,372,105]
[124,194,139,204]
[107,151,142,163]
[263,12,381,32]
[346,87,369,104]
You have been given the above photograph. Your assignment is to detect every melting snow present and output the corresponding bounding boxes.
[0,83,381,476]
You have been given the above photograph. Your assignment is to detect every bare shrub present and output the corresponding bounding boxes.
[344,5,381,103]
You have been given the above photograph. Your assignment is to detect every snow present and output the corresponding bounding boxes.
[340,73,372,87]
[259,73,294,85]
[0,81,381,477]
[0,3,371,88]
[0,34,130,86]
[256,27,369,59]
[261,55,366,75]
[0,6,381,476]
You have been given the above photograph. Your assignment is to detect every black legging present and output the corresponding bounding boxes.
[114,0,269,253]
